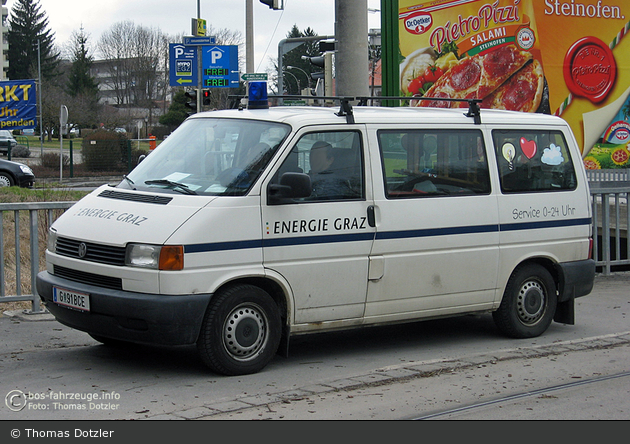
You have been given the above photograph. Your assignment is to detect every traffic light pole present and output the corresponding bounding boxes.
[277,35,334,98]
[335,0,369,99]
[197,1,203,111]
[197,46,203,111]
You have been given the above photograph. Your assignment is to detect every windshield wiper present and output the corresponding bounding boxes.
[122,175,135,188]
[144,179,197,195]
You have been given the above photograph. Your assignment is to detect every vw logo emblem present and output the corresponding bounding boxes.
[78,242,87,258]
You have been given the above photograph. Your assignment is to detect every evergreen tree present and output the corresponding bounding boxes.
[63,27,101,131]
[159,90,189,131]
[66,27,99,100]
[7,0,60,80]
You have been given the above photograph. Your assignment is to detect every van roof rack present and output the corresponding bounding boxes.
[228,94,483,125]
[267,95,357,123]
[356,96,483,124]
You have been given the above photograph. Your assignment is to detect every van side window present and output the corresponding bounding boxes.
[271,131,364,202]
[378,129,490,198]
[492,130,577,193]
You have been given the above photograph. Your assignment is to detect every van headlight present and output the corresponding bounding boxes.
[126,244,184,270]
[47,228,57,253]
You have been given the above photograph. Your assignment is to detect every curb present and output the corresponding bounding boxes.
[3,309,54,322]
[144,331,630,420]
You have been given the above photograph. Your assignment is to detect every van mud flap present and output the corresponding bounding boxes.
[554,298,575,325]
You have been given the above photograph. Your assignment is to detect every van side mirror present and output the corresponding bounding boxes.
[268,172,312,204]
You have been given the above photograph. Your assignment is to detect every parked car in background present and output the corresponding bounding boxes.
[0,130,18,155]
[0,158,35,187]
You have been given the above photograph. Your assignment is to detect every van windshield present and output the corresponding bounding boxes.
[119,118,290,196]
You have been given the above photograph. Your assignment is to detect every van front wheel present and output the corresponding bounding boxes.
[197,284,281,376]
[493,264,557,338]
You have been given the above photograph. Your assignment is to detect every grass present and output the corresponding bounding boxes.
[20,135,158,152]
[1,186,90,312]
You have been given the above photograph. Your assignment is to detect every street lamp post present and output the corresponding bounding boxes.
[286,65,311,92]
[282,70,300,95]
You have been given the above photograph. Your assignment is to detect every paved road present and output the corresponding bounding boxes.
[0,272,628,420]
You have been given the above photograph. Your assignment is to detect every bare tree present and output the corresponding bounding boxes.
[97,21,174,131]
[97,21,137,106]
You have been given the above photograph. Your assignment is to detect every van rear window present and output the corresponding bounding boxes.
[492,130,577,193]
[378,129,490,198]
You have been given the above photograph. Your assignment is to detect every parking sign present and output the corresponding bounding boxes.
[202,45,239,88]
[169,44,198,86]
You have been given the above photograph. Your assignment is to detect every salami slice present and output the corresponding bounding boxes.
[417,44,534,110]
[480,60,544,113]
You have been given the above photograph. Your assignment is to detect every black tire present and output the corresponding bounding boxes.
[493,264,557,338]
[0,172,15,187]
[196,284,281,376]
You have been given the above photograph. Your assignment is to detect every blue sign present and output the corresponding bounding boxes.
[169,43,198,87]
[202,45,239,88]
[183,36,216,46]
[0,79,37,130]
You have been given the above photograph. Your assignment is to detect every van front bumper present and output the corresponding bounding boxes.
[36,271,212,346]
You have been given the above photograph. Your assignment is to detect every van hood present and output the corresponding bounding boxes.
[52,186,214,246]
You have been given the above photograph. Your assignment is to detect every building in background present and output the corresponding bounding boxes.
[1,0,9,80]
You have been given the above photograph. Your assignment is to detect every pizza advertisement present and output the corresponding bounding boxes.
[395,0,630,168]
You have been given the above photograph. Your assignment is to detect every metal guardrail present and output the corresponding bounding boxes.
[0,202,76,314]
[586,169,629,182]
[1,181,629,313]
[590,182,630,275]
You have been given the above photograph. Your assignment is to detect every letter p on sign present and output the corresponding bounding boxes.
[211,50,223,64]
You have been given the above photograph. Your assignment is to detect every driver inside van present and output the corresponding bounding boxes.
[308,141,352,198]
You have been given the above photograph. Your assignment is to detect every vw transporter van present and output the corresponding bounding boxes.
[37,98,595,375]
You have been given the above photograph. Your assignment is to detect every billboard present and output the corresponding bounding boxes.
[389,0,630,169]
[0,79,37,130]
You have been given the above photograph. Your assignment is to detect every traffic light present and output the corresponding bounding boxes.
[259,0,284,10]
[185,90,198,114]
[202,90,211,106]
[302,55,325,80]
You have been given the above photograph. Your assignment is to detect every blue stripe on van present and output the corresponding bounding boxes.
[183,217,591,253]
[263,231,375,247]
[499,217,592,232]
[185,239,263,253]
[375,223,499,241]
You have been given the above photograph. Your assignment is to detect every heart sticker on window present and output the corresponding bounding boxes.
[520,137,537,159]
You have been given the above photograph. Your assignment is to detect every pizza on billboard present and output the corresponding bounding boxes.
[399,0,549,114]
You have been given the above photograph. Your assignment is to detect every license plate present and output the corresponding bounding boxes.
[53,287,90,312]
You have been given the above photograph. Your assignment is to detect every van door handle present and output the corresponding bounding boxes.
[367,205,376,227]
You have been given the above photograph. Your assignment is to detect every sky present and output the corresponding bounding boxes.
[5,0,383,72]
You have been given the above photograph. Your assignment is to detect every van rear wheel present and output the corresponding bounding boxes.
[197,284,281,376]
[493,264,557,338]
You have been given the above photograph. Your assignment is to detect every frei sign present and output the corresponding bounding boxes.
[169,39,239,88]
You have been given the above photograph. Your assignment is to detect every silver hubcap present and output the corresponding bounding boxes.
[517,280,546,325]
[222,303,268,361]
[0,175,10,187]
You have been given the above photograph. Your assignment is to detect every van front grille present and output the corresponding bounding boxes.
[56,237,126,266]
[53,265,123,290]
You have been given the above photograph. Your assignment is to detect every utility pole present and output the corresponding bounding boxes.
[246,0,254,73]
[196,0,202,111]
[335,0,369,99]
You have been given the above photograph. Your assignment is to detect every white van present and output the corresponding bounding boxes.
[36,98,595,376]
